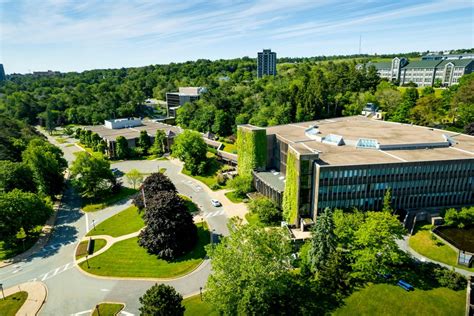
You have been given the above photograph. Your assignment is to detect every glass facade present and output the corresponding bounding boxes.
[316,160,474,213]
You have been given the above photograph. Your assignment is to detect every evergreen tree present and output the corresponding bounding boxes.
[115,136,129,159]
[138,130,151,154]
[309,207,336,274]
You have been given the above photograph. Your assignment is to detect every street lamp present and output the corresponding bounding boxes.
[0,284,4,300]
[92,219,96,231]
[96,304,101,316]
[85,255,90,268]
[200,287,203,301]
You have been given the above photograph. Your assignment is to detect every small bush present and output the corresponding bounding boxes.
[434,268,466,291]
[216,172,227,186]
[210,183,221,190]
[228,175,253,197]
[249,197,281,225]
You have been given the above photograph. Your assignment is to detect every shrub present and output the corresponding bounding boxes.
[249,197,281,225]
[216,172,227,186]
[434,268,466,291]
[228,175,253,197]
[210,183,221,190]
[444,207,474,228]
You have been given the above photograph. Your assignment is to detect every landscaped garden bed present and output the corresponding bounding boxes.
[434,226,474,253]
[78,222,210,278]
[91,303,124,316]
[86,206,144,238]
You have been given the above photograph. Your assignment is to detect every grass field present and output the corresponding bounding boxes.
[245,212,260,226]
[221,142,238,154]
[183,295,217,316]
[224,191,244,203]
[86,206,144,237]
[82,187,138,212]
[179,195,200,213]
[0,291,28,316]
[79,222,210,278]
[397,86,444,98]
[0,226,43,260]
[332,283,465,316]
[409,224,474,272]
[76,238,107,260]
[91,303,124,316]
[182,158,228,190]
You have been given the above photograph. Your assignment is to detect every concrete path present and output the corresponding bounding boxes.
[397,236,474,277]
[3,281,48,316]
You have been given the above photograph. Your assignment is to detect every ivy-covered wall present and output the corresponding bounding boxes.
[237,127,267,177]
[282,149,299,225]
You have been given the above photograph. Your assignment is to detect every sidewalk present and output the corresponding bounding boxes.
[3,281,48,316]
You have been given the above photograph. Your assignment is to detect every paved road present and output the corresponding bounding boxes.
[0,132,232,315]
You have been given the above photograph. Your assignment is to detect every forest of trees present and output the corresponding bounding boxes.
[0,55,473,138]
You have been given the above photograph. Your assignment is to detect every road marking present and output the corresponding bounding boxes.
[85,212,90,232]
[100,288,110,292]
[204,210,225,218]
[120,311,135,316]
[37,261,76,281]
[71,310,92,316]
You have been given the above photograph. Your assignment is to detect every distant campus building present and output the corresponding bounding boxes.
[0,64,5,81]
[238,116,474,228]
[361,54,474,87]
[257,49,277,78]
[32,70,61,77]
[165,87,206,117]
[84,118,181,158]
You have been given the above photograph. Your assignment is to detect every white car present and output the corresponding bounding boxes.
[211,199,222,207]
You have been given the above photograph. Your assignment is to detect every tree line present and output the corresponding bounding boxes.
[0,115,67,248]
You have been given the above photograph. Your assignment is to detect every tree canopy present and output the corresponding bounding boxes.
[171,130,207,175]
[139,283,185,316]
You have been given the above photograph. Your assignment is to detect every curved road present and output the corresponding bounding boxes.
[0,133,231,315]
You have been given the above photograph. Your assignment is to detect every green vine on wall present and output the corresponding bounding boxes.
[236,127,267,177]
[282,150,299,224]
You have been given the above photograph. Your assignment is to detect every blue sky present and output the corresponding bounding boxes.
[1,0,473,74]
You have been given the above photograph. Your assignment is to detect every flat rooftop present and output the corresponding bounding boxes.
[85,120,182,141]
[263,116,474,166]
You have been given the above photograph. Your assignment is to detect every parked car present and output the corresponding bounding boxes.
[211,199,222,207]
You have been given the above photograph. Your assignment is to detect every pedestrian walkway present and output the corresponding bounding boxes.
[3,281,48,316]
[397,236,474,277]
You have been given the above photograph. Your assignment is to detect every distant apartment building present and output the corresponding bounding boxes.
[32,70,61,77]
[257,49,277,78]
[165,87,206,117]
[421,52,474,60]
[362,57,474,87]
[0,64,5,81]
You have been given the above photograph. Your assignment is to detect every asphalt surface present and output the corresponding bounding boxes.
[0,132,230,315]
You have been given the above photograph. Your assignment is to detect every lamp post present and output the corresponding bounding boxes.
[85,255,90,268]
[96,304,100,316]
[0,284,4,300]
[200,287,203,301]
[92,219,96,231]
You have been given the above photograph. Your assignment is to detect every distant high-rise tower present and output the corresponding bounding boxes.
[0,64,5,81]
[257,49,277,78]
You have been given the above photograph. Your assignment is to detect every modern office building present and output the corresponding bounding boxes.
[362,57,474,87]
[0,64,5,81]
[238,116,474,227]
[165,87,206,117]
[84,119,182,158]
[257,49,277,78]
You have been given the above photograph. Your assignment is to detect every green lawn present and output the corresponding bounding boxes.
[182,158,227,191]
[79,222,210,278]
[221,142,238,154]
[179,195,200,213]
[82,187,138,212]
[86,206,144,237]
[333,283,465,316]
[0,226,43,260]
[91,303,124,316]
[76,238,107,260]
[0,291,28,316]
[397,86,444,98]
[409,224,474,272]
[224,191,244,203]
[183,295,217,316]
[245,212,260,226]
